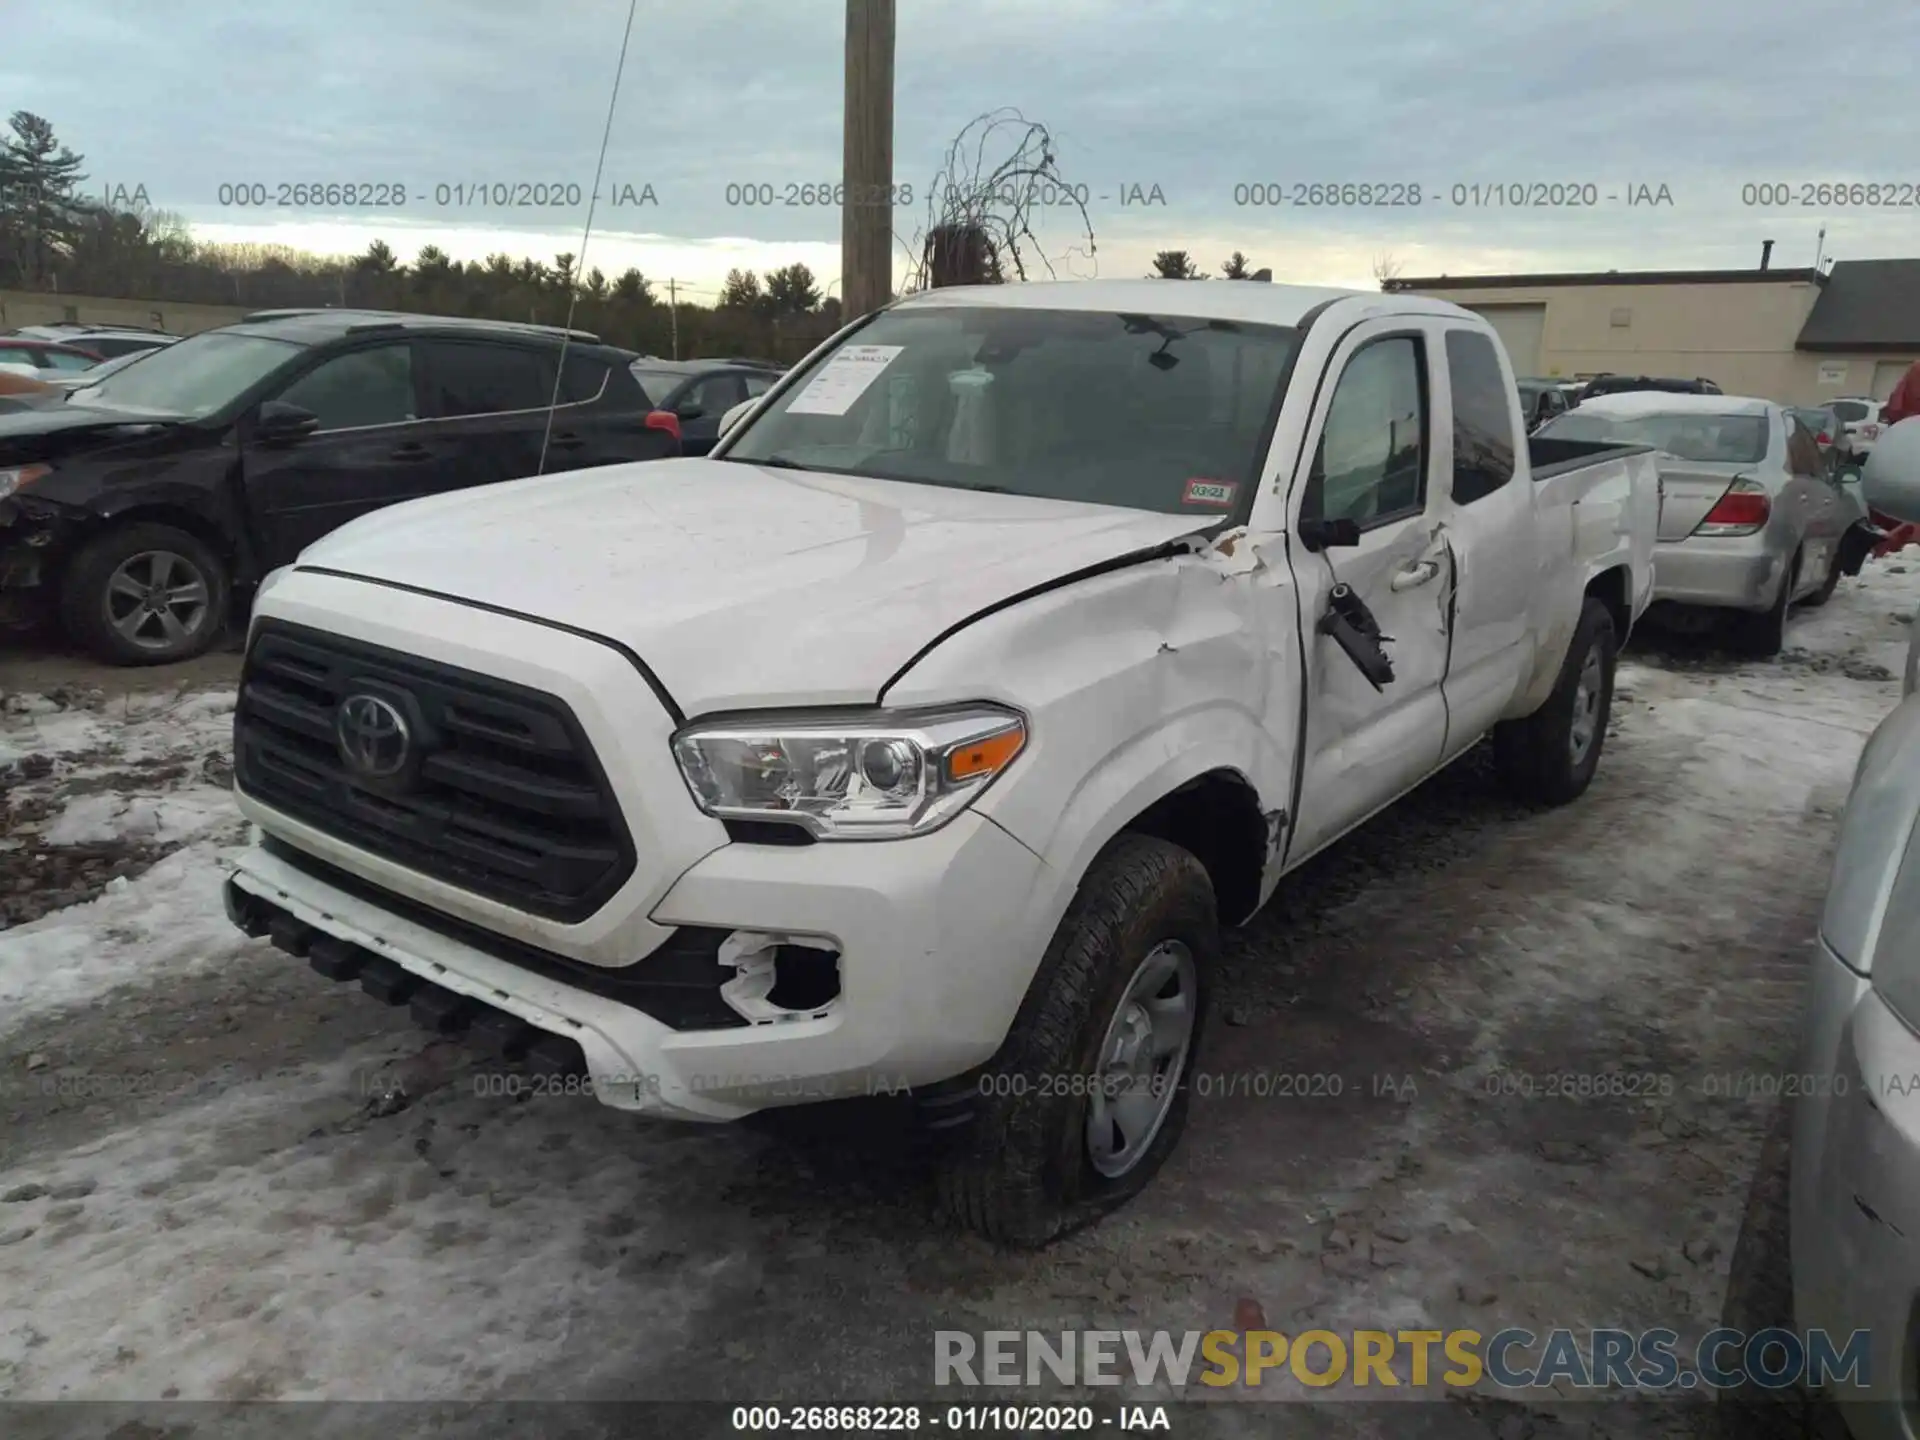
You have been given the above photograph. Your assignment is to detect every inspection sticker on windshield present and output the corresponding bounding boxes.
[784,344,904,416]
[1182,479,1238,508]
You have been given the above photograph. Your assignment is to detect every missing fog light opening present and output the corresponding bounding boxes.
[717,930,843,1023]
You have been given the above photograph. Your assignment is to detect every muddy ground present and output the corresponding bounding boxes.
[0,568,1915,1440]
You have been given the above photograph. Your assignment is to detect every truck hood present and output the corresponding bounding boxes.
[293,457,1216,714]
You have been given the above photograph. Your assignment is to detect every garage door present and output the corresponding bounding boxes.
[1873,359,1915,400]
[1468,305,1546,375]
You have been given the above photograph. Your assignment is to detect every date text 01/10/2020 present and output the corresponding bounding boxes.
[1230,181,1675,208]
[210,181,659,209]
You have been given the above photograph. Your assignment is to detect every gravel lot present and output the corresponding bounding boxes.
[1,562,1916,1438]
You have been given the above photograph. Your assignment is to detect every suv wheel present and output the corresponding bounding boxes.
[936,833,1215,1247]
[60,523,230,666]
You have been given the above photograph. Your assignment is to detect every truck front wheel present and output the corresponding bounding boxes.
[1493,595,1617,806]
[936,833,1216,1248]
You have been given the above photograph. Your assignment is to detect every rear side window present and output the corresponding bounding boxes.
[1785,417,1824,477]
[1445,329,1518,504]
[420,341,553,417]
[559,351,610,403]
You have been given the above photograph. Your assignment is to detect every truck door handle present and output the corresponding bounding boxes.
[389,442,432,462]
[1390,560,1441,591]
[546,432,585,450]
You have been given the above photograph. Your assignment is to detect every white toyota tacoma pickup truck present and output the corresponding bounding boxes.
[223,279,1660,1244]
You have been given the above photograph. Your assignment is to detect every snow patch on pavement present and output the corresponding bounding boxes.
[0,842,252,1037]
[0,1049,721,1401]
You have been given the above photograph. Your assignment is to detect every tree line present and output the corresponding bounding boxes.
[0,111,843,360]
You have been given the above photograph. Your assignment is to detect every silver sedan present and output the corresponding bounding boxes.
[1792,691,1920,1438]
[1537,394,1869,655]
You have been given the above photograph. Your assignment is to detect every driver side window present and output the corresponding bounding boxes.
[277,343,416,431]
[1300,335,1428,527]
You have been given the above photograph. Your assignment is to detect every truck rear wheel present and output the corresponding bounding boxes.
[936,833,1216,1248]
[59,523,230,666]
[1494,595,1617,807]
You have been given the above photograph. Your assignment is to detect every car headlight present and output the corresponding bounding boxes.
[0,464,51,499]
[672,704,1027,840]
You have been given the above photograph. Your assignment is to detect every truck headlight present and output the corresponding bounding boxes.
[672,704,1027,840]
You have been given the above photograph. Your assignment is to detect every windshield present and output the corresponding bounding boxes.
[1537,409,1770,464]
[66,349,153,389]
[1831,400,1869,422]
[631,369,687,405]
[78,330,305,417]
[722,306,1298,514]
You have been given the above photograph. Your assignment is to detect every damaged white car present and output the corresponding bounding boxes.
[223,279,1661,1244]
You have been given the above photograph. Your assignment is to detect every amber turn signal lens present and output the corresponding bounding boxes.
[946,724,1025,782]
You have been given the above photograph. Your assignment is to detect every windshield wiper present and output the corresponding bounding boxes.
[731,454,815,471]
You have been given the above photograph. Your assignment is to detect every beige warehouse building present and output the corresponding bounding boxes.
[1387,258,1920,407]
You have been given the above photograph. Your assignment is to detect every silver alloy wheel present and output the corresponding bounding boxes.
[104,549,211,651]
[1086,939,1198,1179]
[1568,642,1604,766]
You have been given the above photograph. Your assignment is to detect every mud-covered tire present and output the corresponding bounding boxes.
[1728,548,1799,658]
[1494,596,1617,807]
[1801,546,1842,608]
[58,523,230,666]
[935,833,1217,1248]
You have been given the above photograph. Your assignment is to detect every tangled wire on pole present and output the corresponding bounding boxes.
[903,109,1097,291]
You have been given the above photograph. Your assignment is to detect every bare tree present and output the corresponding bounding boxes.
[905,108,1095,291]
[1372,251,1406,290]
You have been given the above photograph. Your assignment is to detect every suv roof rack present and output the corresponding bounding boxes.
[239,308,601,344]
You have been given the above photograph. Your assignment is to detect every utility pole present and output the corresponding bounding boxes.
[668,278,680,358]
[841,0,896,321]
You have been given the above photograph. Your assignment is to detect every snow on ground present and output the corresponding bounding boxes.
[0,842,252,1037]
[1,682,248,1035]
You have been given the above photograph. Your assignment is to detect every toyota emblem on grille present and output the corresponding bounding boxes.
[336,694,411,779]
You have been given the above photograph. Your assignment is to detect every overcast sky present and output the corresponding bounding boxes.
[5,0,1914,301]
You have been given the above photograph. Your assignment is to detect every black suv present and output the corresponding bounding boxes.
[0,311,681,664]
[1575,374,1722,404]
[629,357,783,455]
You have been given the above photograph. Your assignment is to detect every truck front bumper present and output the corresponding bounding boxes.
[226,806,1053,1123]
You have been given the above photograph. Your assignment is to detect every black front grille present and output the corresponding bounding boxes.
[234,620,635,922]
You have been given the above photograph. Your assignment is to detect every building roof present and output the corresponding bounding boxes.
[1385,267,1822,291]
[1795,259,1920,353]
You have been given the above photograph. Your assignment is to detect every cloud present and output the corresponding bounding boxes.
[3,0,1913,296]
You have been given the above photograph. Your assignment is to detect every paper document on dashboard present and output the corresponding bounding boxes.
[784,345,904,415]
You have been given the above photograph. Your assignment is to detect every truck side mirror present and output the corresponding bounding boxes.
[1297,517,1362,551]
[717,399,755,440]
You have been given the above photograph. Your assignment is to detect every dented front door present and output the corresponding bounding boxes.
[1281,325,1454,865]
